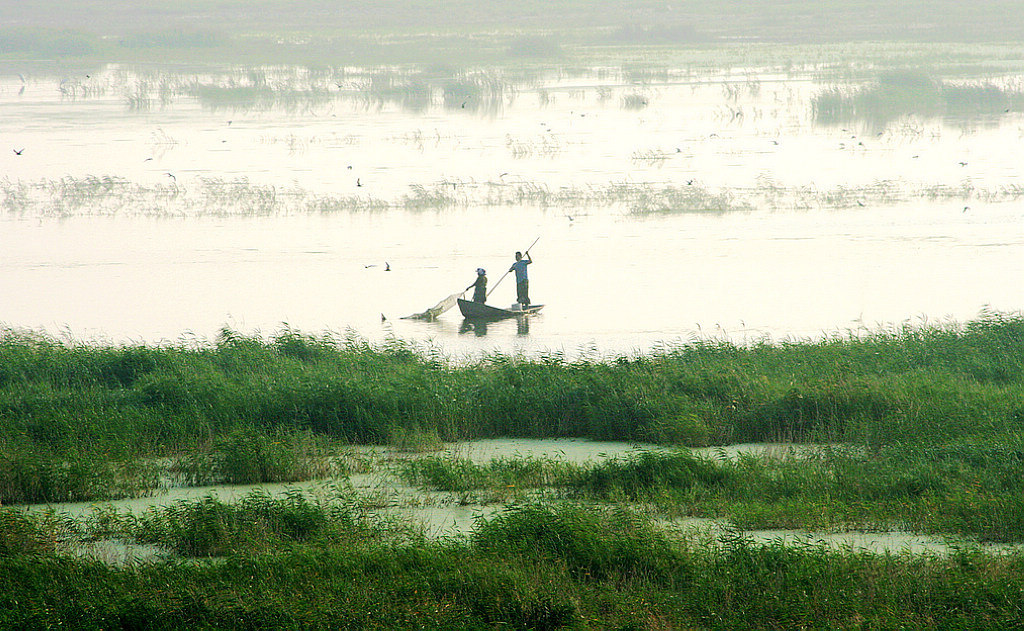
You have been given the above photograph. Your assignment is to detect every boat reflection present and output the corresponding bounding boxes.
[460,319,489,336]
[516,315,530,336]
[458,314,532,337]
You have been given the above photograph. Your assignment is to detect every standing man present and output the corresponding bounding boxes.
[509,251,533,307]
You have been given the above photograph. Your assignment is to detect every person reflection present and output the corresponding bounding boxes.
[459,319,489,336]
[516,314,530,336]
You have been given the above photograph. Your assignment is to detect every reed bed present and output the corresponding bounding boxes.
[6,310,1024,623]
[814,69,1024,127]
[169,429,342,486]
[3,314,1024,505]
[3,500,1024,628]
[107,489,388,557]
[6,175,1024,219]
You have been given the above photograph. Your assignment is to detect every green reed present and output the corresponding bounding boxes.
[0,448,160,505]
[559,444,1024,541]
[3,313,1024,506]
[170,428,340,486]
[116,489,383,557]
[399,454,581,492]
[5,501,1024,628]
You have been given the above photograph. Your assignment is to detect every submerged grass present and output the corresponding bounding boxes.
[814,69,1024,128]
[7,175,1022,219]
[112,489,385,557]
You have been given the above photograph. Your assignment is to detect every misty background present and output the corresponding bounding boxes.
[5,1,1024,69]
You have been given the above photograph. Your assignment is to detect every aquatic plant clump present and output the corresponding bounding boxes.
[170,429,340,486]
[121,489,384,557]
[6,176,1023,218]
[814,69,1024,127]
[0,449,160,505]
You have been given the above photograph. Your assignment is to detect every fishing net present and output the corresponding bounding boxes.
[401,292,462,320]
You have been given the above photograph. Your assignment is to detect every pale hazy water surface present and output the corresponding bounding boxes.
[2,65,1023,356]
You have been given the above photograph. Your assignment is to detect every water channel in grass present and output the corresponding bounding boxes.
[22,439,1023,561]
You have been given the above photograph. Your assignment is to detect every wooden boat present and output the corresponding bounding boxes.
[457,298,544,320]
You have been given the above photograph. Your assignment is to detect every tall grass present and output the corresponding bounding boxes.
[0,448,160,505]
[118,489,382,557]
[4,501,1024,628]
[399,454,580,493]
[170,428,339,486]
[393,442,1024,541]
[570,445,1024,541]
[3,314,1024,505]
[3,314,1024,450]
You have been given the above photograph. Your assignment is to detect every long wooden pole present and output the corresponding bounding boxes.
[486,236,540,298]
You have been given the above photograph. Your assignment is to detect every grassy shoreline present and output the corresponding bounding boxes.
[3,314,1024,535]
[2,314,1023,457]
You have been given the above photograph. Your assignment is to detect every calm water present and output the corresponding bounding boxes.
[2,64,1023,357]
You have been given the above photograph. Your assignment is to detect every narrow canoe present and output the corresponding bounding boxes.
[457,298,544,320]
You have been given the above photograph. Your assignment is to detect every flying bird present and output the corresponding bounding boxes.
[12,148,24,155]
[165,173,176,181]
[356,178,362,187]
[385,262,391,271]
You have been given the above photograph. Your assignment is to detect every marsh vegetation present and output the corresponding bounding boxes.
[6,0,1024,626]
[5,315,1024,626]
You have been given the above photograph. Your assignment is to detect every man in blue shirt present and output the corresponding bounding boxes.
[508,251,533,307]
